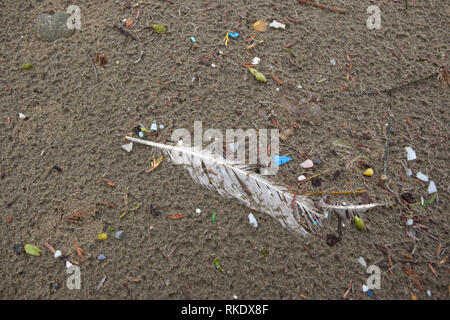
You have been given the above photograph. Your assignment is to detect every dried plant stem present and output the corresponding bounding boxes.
[304,190,367,196]
[298,169,335,185]
[297,0,346,14]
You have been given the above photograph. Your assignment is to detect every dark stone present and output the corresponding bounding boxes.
[14,244,24,255]
[311,177,322,187]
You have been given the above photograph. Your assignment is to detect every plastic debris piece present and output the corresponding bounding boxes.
[138,132,144,137]
[362,284,369,292]
[251,57,260,65]
[416,172,429,182]
[358,257,367,268]
[196,208,201,214]
[228,32,240,38]
[269,20,286,29]
[98,233,108,240]
[121,142,133,152]
[190,36,196,43]
[98,254,106,261]
[253,20,268,32]
[19,113,26,119]
[354,216,365,231]
[248,213,258,228]
[298,175,306,181]
[262,248,267,258]
[140,126,150,133]
[21,63,33,70]
[115,231,124,239]
[428,181,437,194]
[405,147,416,161]
[407,168,412,176]
[150,121,158,131]
[151,24,166,34]
[427,290,432,297]
[165,279,170,286]
[211,211,217,223]
[300,159,314,169]
[54,250,62,258]
[66,261,73,268]
[330,59,336,66]
[159,124,164,129]
[363,168,374,177]
[248,68,267,82]
[214,257,224,272]
[274,155,292,166]
[24,244,41,256]
[211,63,216,68]
[406,218,414,226]
[421,193,437,208]
[297,84,303,89]
[367,290,373,297]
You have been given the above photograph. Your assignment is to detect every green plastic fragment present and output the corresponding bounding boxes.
[152,24,167,34]
[248,68,267,83]
[262,248,267,258]
[421,193,437,208]
[21,63,33,70]
[211,211,216,224]
[140,126,150,133]
[354,215,365,231]
[24,244,41,256]
[190,36,196,43]
[214,257,224,272]
[108,226,116,233]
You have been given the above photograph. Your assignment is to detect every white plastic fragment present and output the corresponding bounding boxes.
[138,132,144,137]
[330,59,336,66]
[406,218,414,226]
[54,250,62,258]
[211,63,216,68]
[297,175,306,181]
[269,20,286,29]
[428,181,437,194]
[300,159,314,169]
[159,124,164,129]
[427,290,432,297]
[405,147,416,161]
[196,208,201,214]
[358,257,367,268]
[297,84,303,89]
[416,172,429,182]
[150,121,157,131]
[19,113,26,119]
[407,168,412,176]
[251,57,260,65]
[248,213,258,228]
[233,295,238,300]
[121,142,133,152]
[362,284,369,293]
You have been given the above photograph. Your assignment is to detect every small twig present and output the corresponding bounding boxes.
[80,48,98,79]
[296,0,346,14]
[134,50,144,64]
[342,280,352,299]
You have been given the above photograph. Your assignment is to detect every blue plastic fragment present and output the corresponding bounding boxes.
[228,32,240,38]
[138,131,144,137]
[273,155,292,166]
[115,231,124,239]
[98,254,106,261]
[367,290,373,297]
[190,36,196,43]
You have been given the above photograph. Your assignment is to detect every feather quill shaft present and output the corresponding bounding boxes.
[319,199,386,219]
[126,136,322,236]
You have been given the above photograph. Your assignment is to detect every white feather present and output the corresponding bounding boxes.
[126,137,322,236]
[319,199,386,220]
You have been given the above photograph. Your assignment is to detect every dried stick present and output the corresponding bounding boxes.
[297,0,346,14]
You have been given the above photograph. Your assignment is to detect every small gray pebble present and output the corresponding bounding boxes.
[115,231,124,239]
